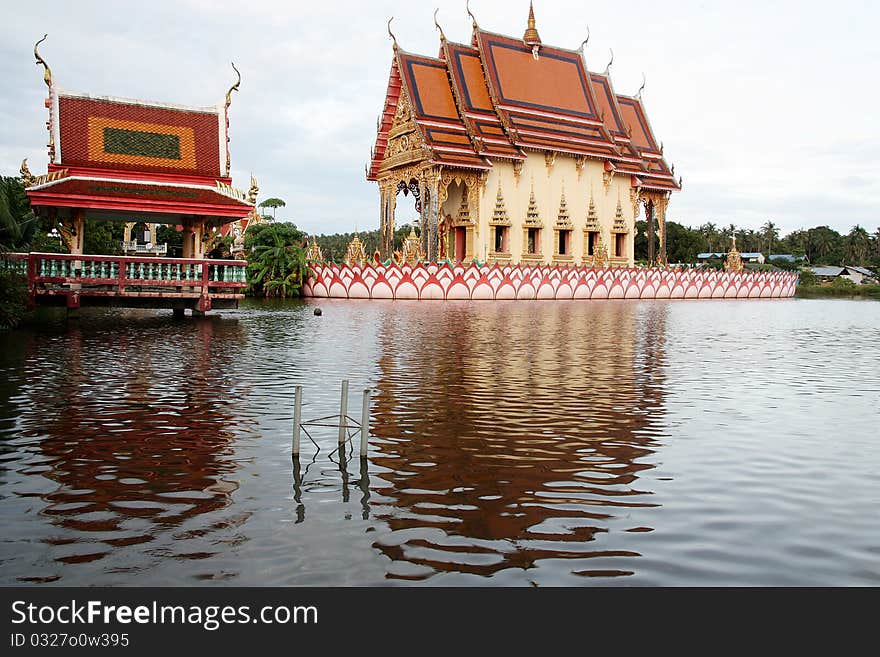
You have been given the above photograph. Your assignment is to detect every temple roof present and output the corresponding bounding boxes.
[25,44,254,220]
[475,29,617,159]
[397,51,489,170]
[368,7,680,192]
[25,175,253,219]
[443,41,524,161]
[55,92,225,180]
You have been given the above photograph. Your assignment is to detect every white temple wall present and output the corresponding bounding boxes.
[476,152,636,266]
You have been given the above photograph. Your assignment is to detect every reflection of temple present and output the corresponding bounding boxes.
[11,317,248,576]
[368,301,669,580]
[368,4,680,266]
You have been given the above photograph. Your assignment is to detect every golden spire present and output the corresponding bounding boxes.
[20,159,35,187]
[525,178,541,225]
[387,17,398,51]
[34,34,52,89]
[492,179,510,224]
[225,62,241,112]
[466,0,478,29]
[523,1,541,46]
[557,181,571,228]
[457,191,471,223]
[434,8,446,42]
[246,173,259,205]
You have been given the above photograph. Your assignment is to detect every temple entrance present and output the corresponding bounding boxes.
[454,227,467,263]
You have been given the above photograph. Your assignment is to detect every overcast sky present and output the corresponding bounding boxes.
[2,0,877,237]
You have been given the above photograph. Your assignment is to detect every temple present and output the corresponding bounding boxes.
[367,3,681,267]
[17,36,256,314]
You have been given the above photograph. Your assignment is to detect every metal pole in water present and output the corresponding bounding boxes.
[360,388,371,458]
[338,380,349,444]
[292,385,302,457]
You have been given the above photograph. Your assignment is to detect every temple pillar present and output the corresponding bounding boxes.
[426,174,440,262]
[655,194,669,266]
[419,179,430,258]
[645,201,655,266]
[379,183,396,260]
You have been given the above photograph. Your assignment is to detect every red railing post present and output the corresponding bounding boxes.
[118,258,126,294]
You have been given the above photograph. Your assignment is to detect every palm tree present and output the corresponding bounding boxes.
[845,225,871,265]
[246,225,307,298]
[761,220,779,257]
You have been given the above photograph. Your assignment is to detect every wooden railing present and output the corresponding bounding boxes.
[2,252,248,311]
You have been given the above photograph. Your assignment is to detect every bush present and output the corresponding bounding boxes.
[831,276,856,289]
[797,269,816,286]
[0,271,29,329]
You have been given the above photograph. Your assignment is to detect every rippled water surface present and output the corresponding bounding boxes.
[1,298,878,586]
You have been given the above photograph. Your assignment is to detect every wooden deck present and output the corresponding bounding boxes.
[2,253,248,312]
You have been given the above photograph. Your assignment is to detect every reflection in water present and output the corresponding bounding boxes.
[1,313,249,582]
[369,302,668,581]
[2,299,878,586]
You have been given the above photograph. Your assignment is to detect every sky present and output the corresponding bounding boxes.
[1,0,878,237]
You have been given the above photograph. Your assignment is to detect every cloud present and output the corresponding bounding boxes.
[1,0,878,237]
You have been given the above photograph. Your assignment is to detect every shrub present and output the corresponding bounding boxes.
[0,271,29,329]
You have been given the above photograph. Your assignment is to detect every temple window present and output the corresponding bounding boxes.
[585,231,597,255]
[494,225,509,253]
[614,232,626,257]
[557,229,571,256]
[527,227,541,254]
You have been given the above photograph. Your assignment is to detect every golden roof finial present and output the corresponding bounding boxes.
[20,158,35,187]
[523,1,541,47]
[225,62,241,112]
[387,17,398,51]
[34,34,52,89]
[466,0,478,29]
[247,173,259,205]
[604,49,614,76]
[580,26,591,52]
[434,8,446,41]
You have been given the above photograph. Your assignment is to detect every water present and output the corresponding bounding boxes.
[0,298,878,586]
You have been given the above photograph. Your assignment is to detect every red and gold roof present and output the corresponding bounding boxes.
[26,45,253,221]
[368,7,680,193]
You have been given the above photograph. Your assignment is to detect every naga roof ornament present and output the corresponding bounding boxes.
[34,34,52,89]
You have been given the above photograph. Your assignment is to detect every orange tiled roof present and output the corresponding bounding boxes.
[368,16,679,193]
[443,41,524,161]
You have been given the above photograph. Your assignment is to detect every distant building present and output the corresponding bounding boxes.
[768,254,806,264]
[809,266,876,285]
[697,252,765,265]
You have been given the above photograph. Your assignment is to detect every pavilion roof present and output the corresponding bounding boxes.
[25,174,253,221]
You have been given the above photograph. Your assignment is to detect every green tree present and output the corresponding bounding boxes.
[0,176,38,252]
[258,198,286,220]
[845,225,871,265]
[761,220,780,257]
[243,222,307,298]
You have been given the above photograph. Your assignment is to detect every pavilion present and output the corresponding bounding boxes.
[18,36,255,314]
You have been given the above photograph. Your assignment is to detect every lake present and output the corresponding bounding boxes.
[0,297,878,586]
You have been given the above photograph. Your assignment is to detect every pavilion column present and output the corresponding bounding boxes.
[69,209,85,256]
[192,219,206,259]
[645,200,655,266]
[181,218,203,259]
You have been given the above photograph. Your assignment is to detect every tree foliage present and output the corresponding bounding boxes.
[243,222,307,298]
